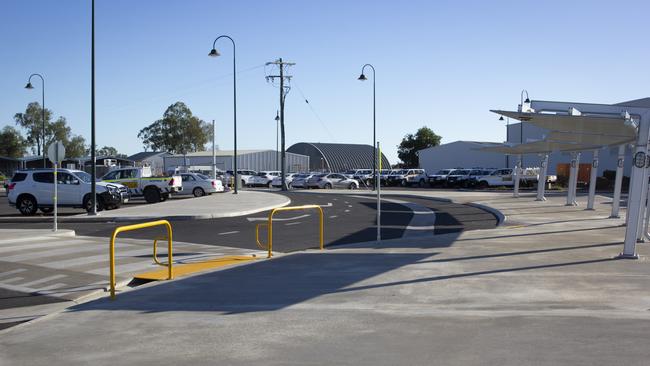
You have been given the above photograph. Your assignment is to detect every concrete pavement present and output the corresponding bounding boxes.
[3,192,650,365]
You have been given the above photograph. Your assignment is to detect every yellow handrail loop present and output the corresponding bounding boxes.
[266,205,324,258]
[109,220,173,299]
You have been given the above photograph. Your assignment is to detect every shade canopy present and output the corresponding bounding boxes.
[546,131,634,147]
[479,140,601,155]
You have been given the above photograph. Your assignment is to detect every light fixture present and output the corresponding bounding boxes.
[24,82,34,89]
[275,111,280,122]
[208,48,220,57]
[358,73,367,81]
[499,116,505,121]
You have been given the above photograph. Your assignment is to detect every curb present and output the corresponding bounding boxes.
[0,229,76,244]
[466,202,507,226]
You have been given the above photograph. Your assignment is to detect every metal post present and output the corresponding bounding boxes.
[513,155,521,198]
[586,150,599,210]
[41,81,46,167]
[566,152,579,206]
[622,112,650,258]
[536,154,548,201]
[90,0,97,215]
[279,58,287,191]
[212,119,216,180]
[359,64,376,190]
[636,155,650,241]
[377,142,381,242]
[53,162,58,232]
[610,144,625,218]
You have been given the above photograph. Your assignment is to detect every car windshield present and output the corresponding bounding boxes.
[391,170,406,175]
[197,174,210,180]
[436,170,451,175]
[74,171,93,183]
[455,170,469,175]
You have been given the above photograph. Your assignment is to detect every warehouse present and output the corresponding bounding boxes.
[163,149,310,174]
[287,142,390,173]
[418,141,506,174]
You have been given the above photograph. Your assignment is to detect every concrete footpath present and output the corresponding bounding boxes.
[3,192,650,365]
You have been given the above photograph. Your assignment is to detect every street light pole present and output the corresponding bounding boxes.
[209,35,238,194]
[212,119,216,180]
[275,111,279,172]
[358,64,376,190]
[90,0,97,215]
[499,115,510,168]
[24,74,46,168]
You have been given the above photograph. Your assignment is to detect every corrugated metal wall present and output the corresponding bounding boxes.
[164,151,309,173]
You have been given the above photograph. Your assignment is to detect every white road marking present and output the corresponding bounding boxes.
[319,203,333,208]
[329,215,338,219]
[218,231,240,235]
[344,209,351,213]
[2,277,24,284]
[19,274,67,287]
[247,214,310,222]
[347,205,353,208]
[0,269,27,278]
[285,222,302,226]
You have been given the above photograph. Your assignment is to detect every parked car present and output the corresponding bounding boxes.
[387,169,427,187]
[352,169,373,186]
[378,169,395,186]
[271,173,299,188]
[475,169,514,188]
[427,169,457,187]
[178,173,224,197]
[445,169,472,187]
[248,171,281,187]
[101,167,182,203]
[306,173,359,189]
[225,169,257,187]
[290,173,315,189]
[467,169,495,187]
[7,169,129,215]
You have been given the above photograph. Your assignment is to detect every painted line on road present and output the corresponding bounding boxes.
[285,222,302,226]
[329,215,338,219]
[344,209,351,213]
[0,269,26,278]
[218,231,240,235]
[18,274,67,288]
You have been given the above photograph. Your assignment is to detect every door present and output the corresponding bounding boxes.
[181,174,196,194]
[329,174,345,188]
[56,172,82,205]
[32,172,54,205]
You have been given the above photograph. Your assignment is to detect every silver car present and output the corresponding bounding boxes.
[306,173,359,189]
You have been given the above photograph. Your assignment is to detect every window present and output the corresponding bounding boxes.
[75,171,92,183]
[181,175,195,182]
[103,171,118,180]
[58,173,78,185]
[121,169,137,179]
[11,173,27,182]
[33,172,54,184]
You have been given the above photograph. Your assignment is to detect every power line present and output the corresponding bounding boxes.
[292,81,335,141]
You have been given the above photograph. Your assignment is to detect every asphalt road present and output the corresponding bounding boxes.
[0,191,497,253]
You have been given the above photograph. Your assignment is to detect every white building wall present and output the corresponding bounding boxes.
[163,151,309,173]
[418,141,506,174]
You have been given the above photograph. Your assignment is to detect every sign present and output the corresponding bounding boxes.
[47,141,66,164]
[633,151,646,169]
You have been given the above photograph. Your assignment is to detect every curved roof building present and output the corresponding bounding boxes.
[287,142,390,173]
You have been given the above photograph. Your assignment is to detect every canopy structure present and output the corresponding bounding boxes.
[479,140,600,155]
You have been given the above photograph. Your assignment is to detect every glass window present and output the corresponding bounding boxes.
[58,172,78,184]
[197,174,210,180]
[121,169,137,179]
[33,172,54,184]
[75,171,92,183]
[103,171,118,180]
[11,173,27,182]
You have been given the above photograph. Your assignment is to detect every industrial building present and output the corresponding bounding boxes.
[287,142,390,173]
[163,149,310,174]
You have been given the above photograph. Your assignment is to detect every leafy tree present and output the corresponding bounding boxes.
[13,102,52,155]
[45,117,72,148]
[95,146,126,158]
[138,102,210,154]
[66,135,87,158]
[0,126,27,158]
[397,126,441,167]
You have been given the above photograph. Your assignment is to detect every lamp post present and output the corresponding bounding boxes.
[358,64,376,190]
[519,89,530,167]
[275,111,280,172]
[25,74,46,168]
[499,115,509,168]
[90,0,97,215]
[209,35,238,194]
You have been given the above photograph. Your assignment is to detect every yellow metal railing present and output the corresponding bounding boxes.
[109,220,173,299]
[265,205,324,258]
[255,223,268,250]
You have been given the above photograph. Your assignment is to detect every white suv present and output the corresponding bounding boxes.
[7,169,129,215]
[248,171,281,187]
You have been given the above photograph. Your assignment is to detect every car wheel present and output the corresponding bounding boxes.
[418,179,426,188]
[144,187,161,203]
[478,181,489,189]
[241,180,247,188]
[83,194,104,213]
[40,207,54,214]
[267,181,273,188]
[18,195,38,216]
[193,187,205,197]
[348,183,357,190]
[400,179,407,187]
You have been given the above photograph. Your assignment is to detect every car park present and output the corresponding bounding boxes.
[306,173,359,189]
[427,169,457,187]
[101,167,182,203]
[445,169,472,187]
[378,169,394,186]
[225,169,257,188]
[178,173,224,197]
[7,169,129,215]
[290,173,315,189]
[271,173,299,188]
[388,168,427,187]
[352,169,373,186]
[248,171,281,187]
[467,169,495,187]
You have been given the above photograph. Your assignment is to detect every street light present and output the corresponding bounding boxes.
[519,89,529,167]
[25,73,46,168]
[499,115,509,168]
[358,63,376,190]
[275,111,280,172]
[209,35,238,193]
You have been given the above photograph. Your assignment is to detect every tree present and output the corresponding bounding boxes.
[397,126,441,167]
[0,126,27,158]
[138,102,210,154]
[14,102,52,155]
[66,135,87,158]
[96,146,126,158]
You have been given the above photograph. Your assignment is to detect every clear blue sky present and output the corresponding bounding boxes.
[1,0,649,163]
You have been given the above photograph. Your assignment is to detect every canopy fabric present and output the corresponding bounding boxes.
[490,110,636,137]
[546,131,634,147]
[479,140,600,154]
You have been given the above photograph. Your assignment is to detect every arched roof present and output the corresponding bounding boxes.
[287,142,391,172]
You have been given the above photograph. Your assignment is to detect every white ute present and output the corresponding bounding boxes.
[101,166,182,203]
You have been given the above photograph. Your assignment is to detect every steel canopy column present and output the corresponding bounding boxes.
[513,155,521,198]
[622,112,650,258]
[636,155,650,241]
[610,144,626,218]
[566,152,579,206]
[536,154,548,201]
[586,150,599,210]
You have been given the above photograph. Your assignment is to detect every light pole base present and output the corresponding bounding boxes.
[617,252,639,260]
[609,215,621,219]
[535,197,547,202]
[584,208,595,211]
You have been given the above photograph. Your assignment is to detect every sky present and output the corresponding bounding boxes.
[1,0,649,164]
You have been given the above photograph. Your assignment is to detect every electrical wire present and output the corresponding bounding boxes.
[292,81,335,141]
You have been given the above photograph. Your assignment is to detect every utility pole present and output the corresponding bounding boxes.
[266,58,295,191]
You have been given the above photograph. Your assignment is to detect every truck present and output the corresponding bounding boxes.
[101,167,182,203]
[475,168,557,188]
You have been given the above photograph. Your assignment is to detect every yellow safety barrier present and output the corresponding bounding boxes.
[109,220,173,299]
[255,223,268,250]
[265,205,324,258]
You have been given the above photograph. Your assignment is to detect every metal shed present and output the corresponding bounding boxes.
[287,142,390,173]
